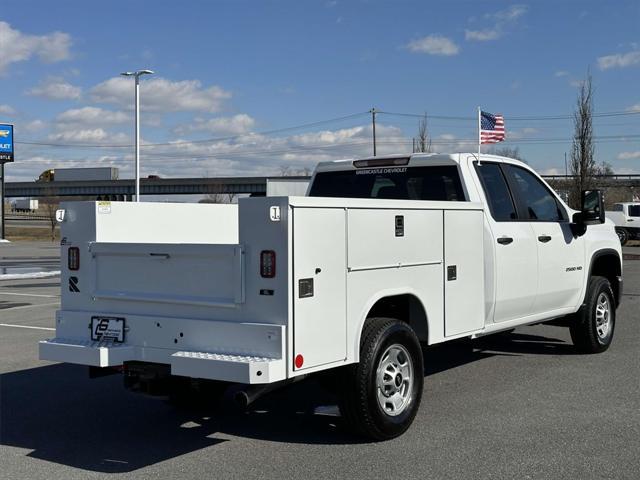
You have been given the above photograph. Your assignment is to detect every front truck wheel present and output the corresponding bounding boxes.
[570,276,616,354]
[340,317,424,441]
[615,228,628,246]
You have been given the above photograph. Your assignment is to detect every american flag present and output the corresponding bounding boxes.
[480,111,505,144]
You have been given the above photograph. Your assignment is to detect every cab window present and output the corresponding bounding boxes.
[475,163,517,221]
[504,165,567,222]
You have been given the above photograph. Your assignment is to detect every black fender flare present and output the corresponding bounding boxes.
[584,248,623,307]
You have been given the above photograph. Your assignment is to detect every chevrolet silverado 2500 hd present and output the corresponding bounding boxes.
[40,153,623,440]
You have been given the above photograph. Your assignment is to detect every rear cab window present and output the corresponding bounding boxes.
[309,165,466,201]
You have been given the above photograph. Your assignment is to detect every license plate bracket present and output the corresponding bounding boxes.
[91,316,125,343]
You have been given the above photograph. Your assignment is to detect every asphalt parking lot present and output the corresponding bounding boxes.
[1,241,639,479]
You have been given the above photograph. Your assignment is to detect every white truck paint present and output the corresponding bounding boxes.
[606,202,640,245]
[40,153,623,440]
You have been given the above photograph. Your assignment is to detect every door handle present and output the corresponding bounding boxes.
[538,235,552,243]
[497,237,513,245]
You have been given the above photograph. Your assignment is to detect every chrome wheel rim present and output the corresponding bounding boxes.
[617,230,625,242]
[376,344,414,417]
[595,292,611,341]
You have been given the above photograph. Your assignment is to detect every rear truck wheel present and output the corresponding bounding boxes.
[570,276,616,354]
[615,228,628,246]
[340,317,424,441]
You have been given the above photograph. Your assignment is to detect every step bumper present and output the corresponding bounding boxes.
[171,351,285,384]
[39,337,134,367]
[39,338,286,384]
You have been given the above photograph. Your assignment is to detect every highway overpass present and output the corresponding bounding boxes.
[4,176,311,199]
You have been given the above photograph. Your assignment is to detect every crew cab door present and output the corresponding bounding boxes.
[475,162,538,323]
[502,165,585,312]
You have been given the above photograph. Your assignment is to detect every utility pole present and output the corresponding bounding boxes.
[370,107,377,156]
[564,152,568,176]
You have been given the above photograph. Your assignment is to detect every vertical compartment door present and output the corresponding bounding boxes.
[444,209,485,336]
[293,207,346,370]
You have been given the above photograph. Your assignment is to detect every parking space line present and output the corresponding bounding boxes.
[1,302,60,311]
[0,323,55,331]
[0,291,60,298]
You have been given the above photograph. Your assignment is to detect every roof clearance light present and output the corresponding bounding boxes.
[353,157,410,168]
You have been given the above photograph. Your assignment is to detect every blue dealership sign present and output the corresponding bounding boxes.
[0,124,14,163]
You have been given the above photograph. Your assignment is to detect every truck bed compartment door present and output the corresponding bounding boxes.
[444,209,485,336]
[292,208,346,370]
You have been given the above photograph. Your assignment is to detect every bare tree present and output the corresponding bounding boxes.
[569,72,596,208]
[200,183,236,204]
[488,146,526,163]
[41,193,59,241]
[279,165,291,176]
[414,112,432,153]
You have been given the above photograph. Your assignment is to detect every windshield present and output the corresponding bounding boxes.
[629,205,640,217]
[309,165,466,201]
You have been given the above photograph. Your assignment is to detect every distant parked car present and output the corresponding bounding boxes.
[147,175,161,179]
[606,202,640,245]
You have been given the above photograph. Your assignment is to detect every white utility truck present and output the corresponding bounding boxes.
[606,202,640,245]
[40,154,623,440]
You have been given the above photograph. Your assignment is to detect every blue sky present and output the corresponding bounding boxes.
[1,0,639,181]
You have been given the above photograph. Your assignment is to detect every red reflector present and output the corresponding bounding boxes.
[260,250,276,278]
[68,247,80,271]
[295,354,304,369]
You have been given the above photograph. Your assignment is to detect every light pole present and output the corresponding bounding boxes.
[121,69,154,202]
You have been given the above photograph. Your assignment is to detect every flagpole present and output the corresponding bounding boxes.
[477,106,482,165]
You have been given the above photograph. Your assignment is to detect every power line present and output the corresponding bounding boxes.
[15,112,370,149]
[378,109,640,121]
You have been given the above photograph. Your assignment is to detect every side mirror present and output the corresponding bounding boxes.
[580,189,605,225]
[571,189,605,236]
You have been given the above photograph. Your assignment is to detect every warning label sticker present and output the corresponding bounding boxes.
[97,201,111,214]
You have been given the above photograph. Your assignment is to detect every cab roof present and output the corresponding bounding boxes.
[314,152,529,172]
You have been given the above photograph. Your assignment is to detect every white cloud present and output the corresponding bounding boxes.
[406,35,460,56]
[26,77,82,100]
[617,151,640,160]
[597,50,640,70]
[48,128,129,144]
[486,5,528,22]
[0,104,15,115]
[23,119,46,132]
[465,29,500,41]
[626,103,640,112]
[0,21,72,73]
[91,77,232,113]
[56,106,129,126]
[569,79,585,88]
[466,5,528,42]
[554,70,569,77]
[174,114,256,136]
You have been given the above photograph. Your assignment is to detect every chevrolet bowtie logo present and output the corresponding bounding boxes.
[0,130,10,138]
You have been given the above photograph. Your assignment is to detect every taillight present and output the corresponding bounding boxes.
[260,250,276,278]
[68,247,80,270]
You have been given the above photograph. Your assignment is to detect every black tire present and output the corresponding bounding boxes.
[339,317,423,441]
[569,276,616,354]
[616,228,628,246]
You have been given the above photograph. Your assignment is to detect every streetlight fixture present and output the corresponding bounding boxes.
[121,69,154,202]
